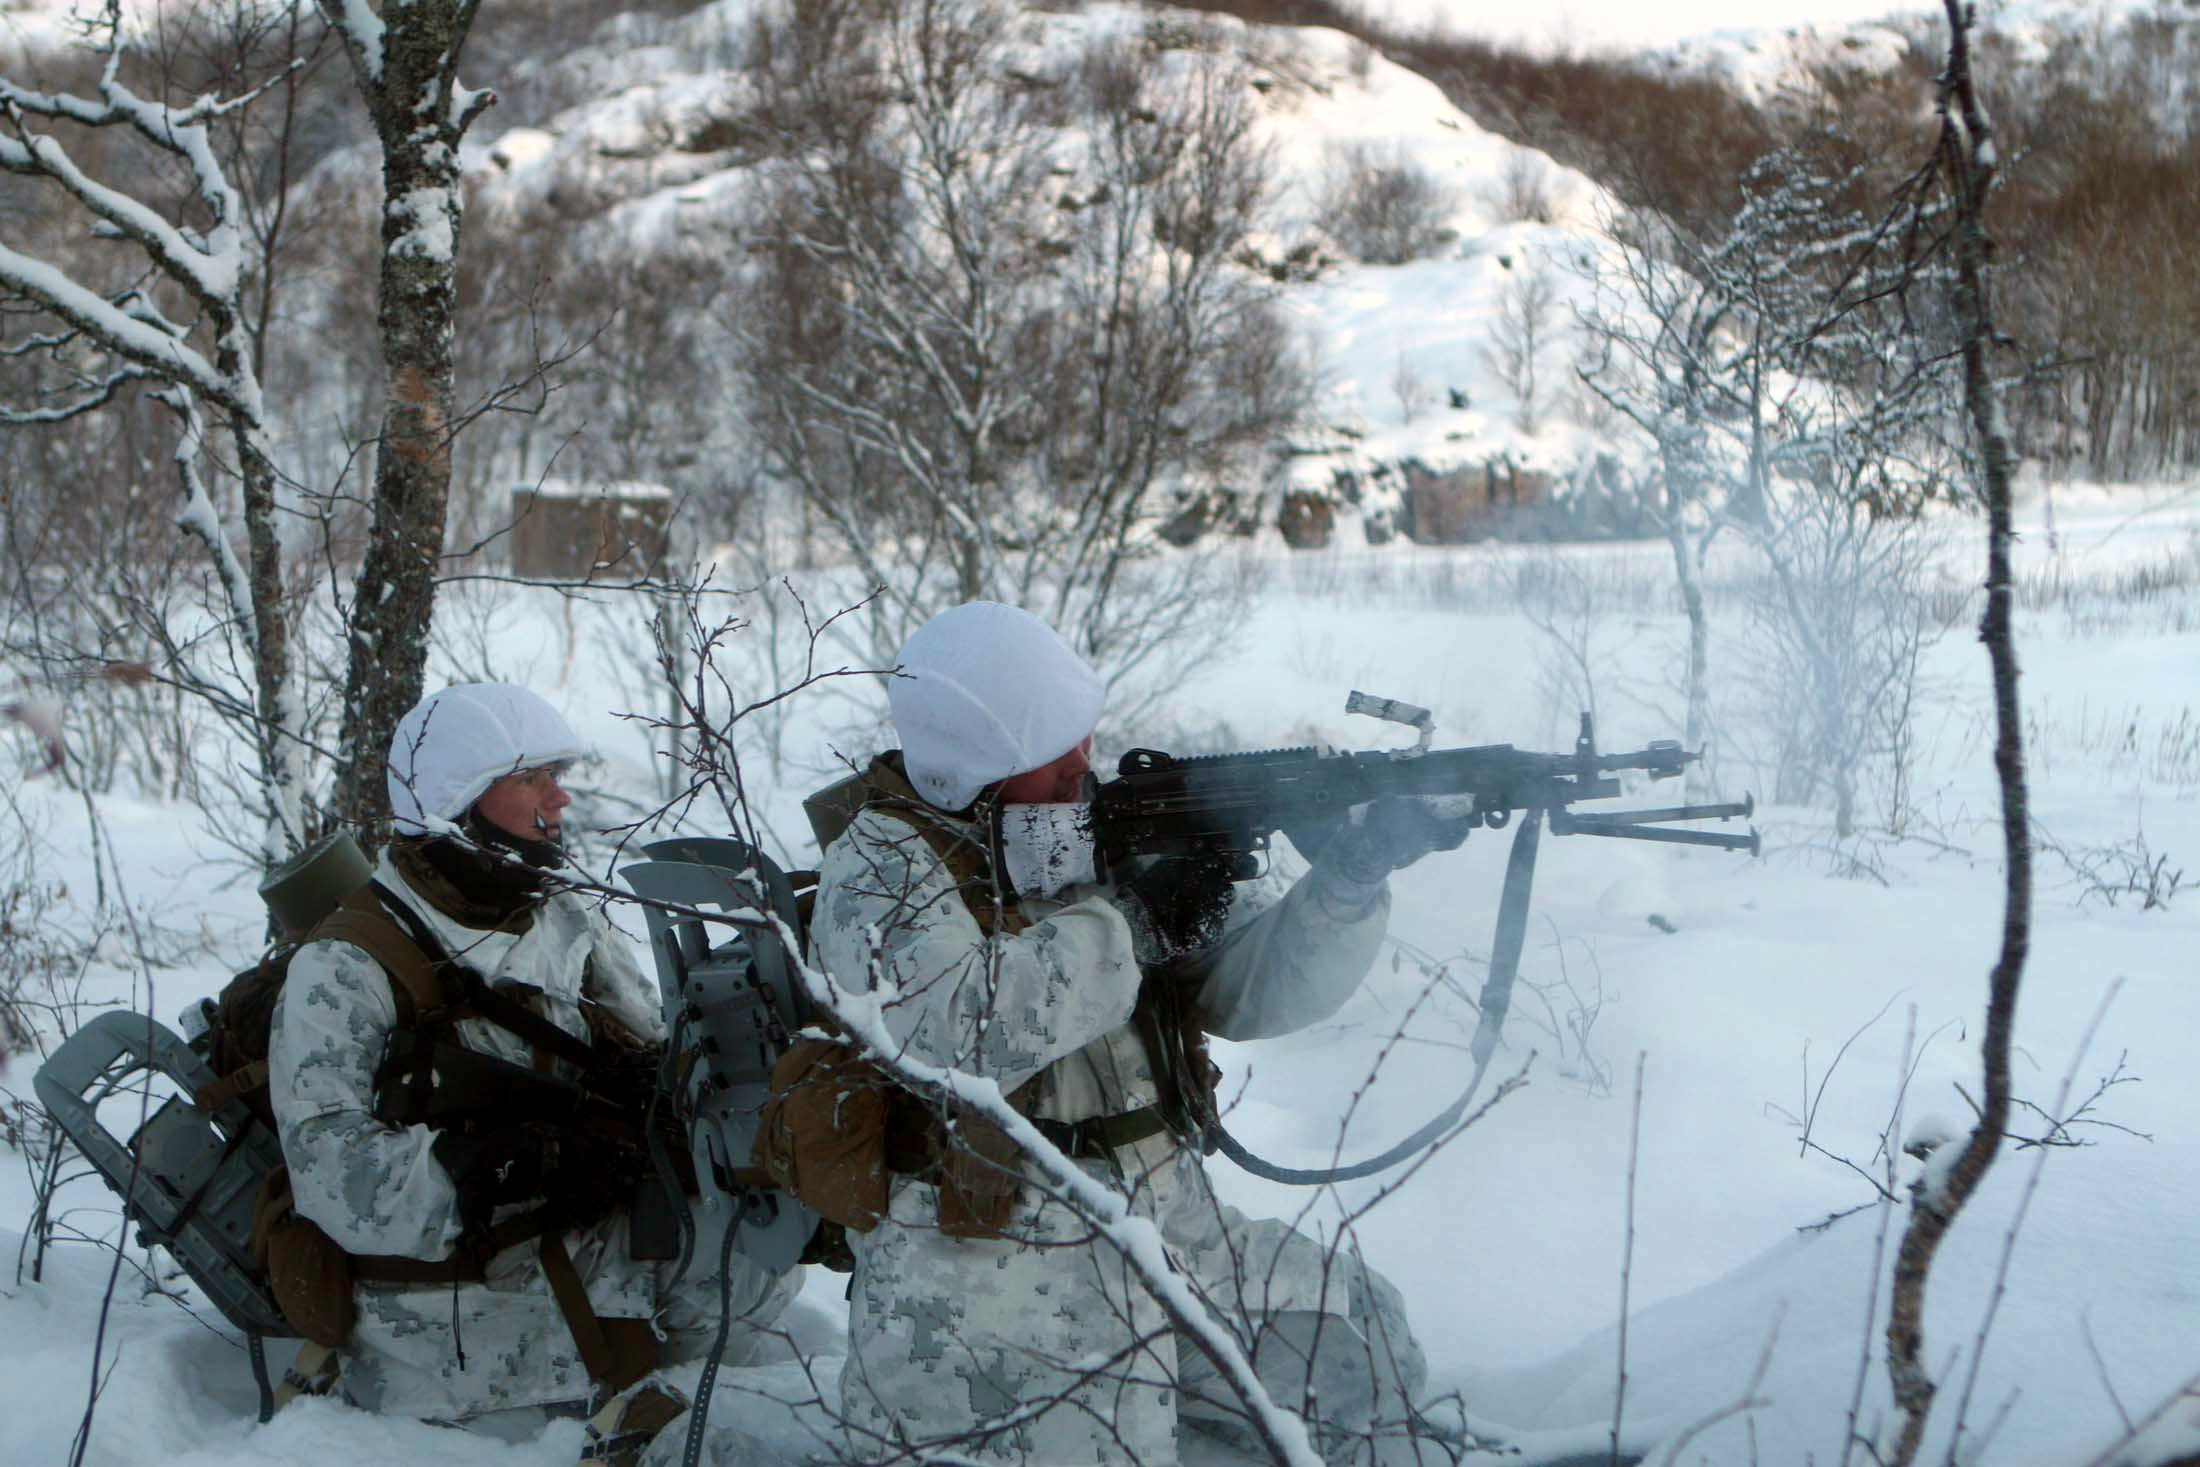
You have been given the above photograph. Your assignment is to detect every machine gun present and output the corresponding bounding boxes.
[1087,694,1756,1187]
[1092,692,1757,878]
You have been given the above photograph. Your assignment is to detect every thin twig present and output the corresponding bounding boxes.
[1655,1304,1784,1467]
[1841,1005,1916,1467]
[1612,1051,1645,1467]
[2077,1309,2132,1436]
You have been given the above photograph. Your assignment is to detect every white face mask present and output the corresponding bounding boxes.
[994,801,1100,899]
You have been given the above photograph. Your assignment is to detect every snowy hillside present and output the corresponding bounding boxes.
[7,0,2185,546]
[449,0,2200,544]
[435,0,1636,547]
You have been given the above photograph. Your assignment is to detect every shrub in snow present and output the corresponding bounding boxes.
[1317,141,1458,265]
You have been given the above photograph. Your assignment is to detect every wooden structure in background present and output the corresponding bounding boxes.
[507,481,674,579]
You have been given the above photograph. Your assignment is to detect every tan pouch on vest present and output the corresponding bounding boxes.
[755,1036,896,1231]
[755,1035,1033,1239]
[934,1107,1025,1239]
[252,1165,357,1348]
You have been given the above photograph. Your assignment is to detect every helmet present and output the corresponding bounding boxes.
[386,683,590,836]
[889,602,1104,811]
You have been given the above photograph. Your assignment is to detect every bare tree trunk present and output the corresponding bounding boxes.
[320,1,494,840]
[1661,487,1712,800]
[1883,6,2031,1461]
[234,414,306,846]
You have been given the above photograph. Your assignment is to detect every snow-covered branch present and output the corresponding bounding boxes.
[0,2,310,858]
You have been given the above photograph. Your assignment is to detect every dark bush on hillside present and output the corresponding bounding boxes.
[1318,142,1457,263]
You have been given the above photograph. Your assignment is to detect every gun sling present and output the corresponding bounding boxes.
[346,1207,655,1393]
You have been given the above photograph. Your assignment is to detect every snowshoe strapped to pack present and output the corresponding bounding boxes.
[29,831,419,1420]
[618,837,821,1279]
[34,1008,298,1414]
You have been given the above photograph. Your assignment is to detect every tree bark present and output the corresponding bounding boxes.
[320,1,493,842]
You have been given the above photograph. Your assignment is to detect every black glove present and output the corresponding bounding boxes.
[434,1121,644,1239]
[1320,795,1473,887]
[433,1122,553,1239]
[1108,853,1237,966]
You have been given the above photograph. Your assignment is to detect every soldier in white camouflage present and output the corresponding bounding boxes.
[811,603,1470,1466]
[267,683,797,1432]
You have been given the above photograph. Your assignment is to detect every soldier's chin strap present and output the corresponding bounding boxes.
[1207,809,1545,1187]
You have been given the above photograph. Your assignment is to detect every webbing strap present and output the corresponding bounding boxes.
[448,970,599,1074]
[1211,808,1546,1186]
[1032,1106,1169,1159]
[538,1232,622,1389]
[351,1214,649,1391]
[332,882,600,1079]
[314,887,444,1025]
[195,1059,268,1116]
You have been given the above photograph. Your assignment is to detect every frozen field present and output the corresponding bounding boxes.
[3,478,2195,1465]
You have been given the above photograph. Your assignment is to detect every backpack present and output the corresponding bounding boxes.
[33,836,446,1417]
[35,835,669,1418]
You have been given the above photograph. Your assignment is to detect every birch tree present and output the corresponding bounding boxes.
[316,0,494,838]
[1570,207,1753,796]
[0,0,494,853]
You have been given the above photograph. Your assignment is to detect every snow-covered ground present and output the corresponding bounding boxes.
[4,477,2197,1465]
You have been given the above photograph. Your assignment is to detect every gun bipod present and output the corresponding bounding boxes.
[1548,795,1759,855]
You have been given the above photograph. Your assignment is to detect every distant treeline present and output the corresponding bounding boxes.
[1190,0,2200,482]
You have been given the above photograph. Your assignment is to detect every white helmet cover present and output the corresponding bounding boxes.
[889,602,1105,811]
[386,683,590,836]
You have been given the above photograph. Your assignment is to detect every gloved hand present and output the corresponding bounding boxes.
[434,1120,644,1238]
[1319,795,1474,887]
[433,1122,552,1238]
[1107,853,1237,967]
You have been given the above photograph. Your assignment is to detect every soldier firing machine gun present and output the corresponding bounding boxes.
[1063,692,1758,1184]
[1092,691,1755,875]
[623,695,1758,1241]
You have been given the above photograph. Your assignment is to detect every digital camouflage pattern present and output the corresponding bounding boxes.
[268,851,796,1421]
[814,806,1430,1465]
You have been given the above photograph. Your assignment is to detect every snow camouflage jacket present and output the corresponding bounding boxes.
[267,850,793,1421]
[812,804,1430,1464]
[812,807,1396,1115]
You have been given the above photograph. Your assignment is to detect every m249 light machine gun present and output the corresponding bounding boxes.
[1083,693,1757,1185]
